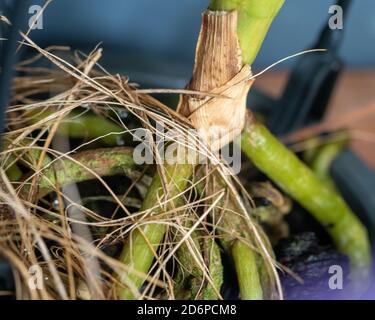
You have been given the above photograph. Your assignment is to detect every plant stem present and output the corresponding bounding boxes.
[232,240,263,300]
[204,0,286,300]
[310,135,347,183]
[117,1,285,300]
[6,164,23,181]
[209,0,285,65]
[117,163,193,299]
[28,109,125,145]
[210,175,277,299]
[19,147,139,198]
[56,113,124,145]
[174,231,223,300]
[238,117,371,281]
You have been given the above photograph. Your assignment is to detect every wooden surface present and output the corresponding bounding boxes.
[254,70,375,169]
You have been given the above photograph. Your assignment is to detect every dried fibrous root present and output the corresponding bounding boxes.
[0,43,196,300]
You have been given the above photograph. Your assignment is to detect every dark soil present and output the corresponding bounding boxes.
[275,232,349,300]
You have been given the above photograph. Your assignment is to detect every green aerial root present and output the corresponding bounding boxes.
[5,108,126,181]
[310,132,348,185]
[232,240,263,300]
[27,109,125,145]
[55,113,125,145]
[210,176,277,300]
[238,116,371,282]
[6,164,23,181]
[3,138,53,182]
[174,230,223,300]
[117,163,193,299]
[18,147,139,198]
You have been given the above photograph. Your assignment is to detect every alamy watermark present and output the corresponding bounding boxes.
[28,5,44,30]
[329,5,344,30]
[328,265,344,290]
[132,121,242,174]
[28,265,44,290]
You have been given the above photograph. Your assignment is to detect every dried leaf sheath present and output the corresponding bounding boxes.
[178,10,253,150]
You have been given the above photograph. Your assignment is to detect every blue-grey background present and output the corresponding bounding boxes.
[26,0,375,85]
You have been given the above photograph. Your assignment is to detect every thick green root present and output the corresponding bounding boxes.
[6,164,23,181]
[5,109,126,181]
[174,232,223,300]
[19,147,138,198]
[239,117,371,283]
[117,163,193,299]
[27,109,125,145]
[206,173,279,299]
[310,133,348,186]
[3,138,52,182]
[55,113,125,145]
[232,240,263,300]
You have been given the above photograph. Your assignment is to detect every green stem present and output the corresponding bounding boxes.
[209,0,285,65]
[117,163,193,299]
[6,164,23,181]
[56,113,124,146]
[3,138,53,182]
[232,240,263,300]
[210,177,275,299]
[19,147,139,199]
[27,109,125,145]
[239,118,371,282]
[174,231,223,300]
[310,136,347,183]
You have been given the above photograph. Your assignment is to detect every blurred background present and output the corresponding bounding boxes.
[23,0,375,68]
